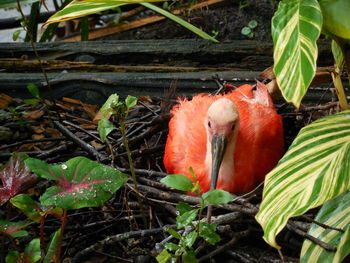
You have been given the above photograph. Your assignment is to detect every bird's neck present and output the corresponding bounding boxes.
[205,126,239,188]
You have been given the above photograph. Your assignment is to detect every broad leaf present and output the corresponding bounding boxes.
[182,250,198,263]
[202,189,234,206]
[319,0,350,40]
[98,118,117,142]
[5,251,21,263]
[25,157,128,210]
[125,95,137,109]
[26,84,40,99]
[183,231,198,248]
[272,0,322,107]
[45,0,167,24]
[256,111,350,249]
[24,238,41,263]
[176,209,198,229]
[161,174,194,192]
[176,202,192,216]
[199,222,221,245]
[301,190,350,263]
[43,229,61,263]
[167,228,182,240]
[0,0,39,9]
[164,242,180,251]
[10,194,41,222]
[0,220,32,237]
[156,249,173,263]
[0,153,36,205]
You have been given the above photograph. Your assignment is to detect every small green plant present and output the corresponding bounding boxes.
[157,172,234,262]
[23,83,41,105]
[241,20,258,38]
[97,94,148,226]
[1,153,128,262]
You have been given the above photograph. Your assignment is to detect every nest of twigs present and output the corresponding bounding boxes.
[0,87,342,263]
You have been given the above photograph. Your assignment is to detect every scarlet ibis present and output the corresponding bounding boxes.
[164,82,284,194]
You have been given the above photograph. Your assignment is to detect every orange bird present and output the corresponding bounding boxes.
[164,82,284,194]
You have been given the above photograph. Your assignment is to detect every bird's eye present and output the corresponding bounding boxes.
[208,121,211,128]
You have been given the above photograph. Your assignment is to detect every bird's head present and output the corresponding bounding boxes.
[206,98,239,190]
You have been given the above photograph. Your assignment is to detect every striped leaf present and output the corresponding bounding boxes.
[46,0,167,24]
[0,0,39,9]
[301,190,350,263]
[255,110,350,249]
[272,0,322,108]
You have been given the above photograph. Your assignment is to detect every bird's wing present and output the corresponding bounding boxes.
[164,94,213,177]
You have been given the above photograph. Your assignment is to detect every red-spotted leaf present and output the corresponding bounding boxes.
[0,220,32,237]
[0,153,37,205]
[25,156,128,210]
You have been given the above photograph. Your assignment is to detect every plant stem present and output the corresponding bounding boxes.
[16,0,52,92]
[56,209,68,263]
[120,118,148,227]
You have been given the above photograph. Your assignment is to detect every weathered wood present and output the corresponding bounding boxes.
[0,39,333,71]
[0,71,338,105]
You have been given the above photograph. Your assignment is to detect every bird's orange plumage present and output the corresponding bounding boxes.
[164,83,284,194]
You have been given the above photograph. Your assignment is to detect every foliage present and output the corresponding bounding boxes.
[44,0,218,42]
[301,190,350,262]
[0,220,32,237]
[241,20,258,38]
[0,153,36,205]
[157,173,233,262]
[0,0,39,9]
[257,0,350,261]
[25,156,128,210]
[24,84,41,105]
[6,238,41,263]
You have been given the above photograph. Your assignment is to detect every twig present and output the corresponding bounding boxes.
[301,215,344,233]
[198,228,251,262]
[54,121,107,161]
[287,222,337,251]
[72,226,175,262]
[0,137,65,151]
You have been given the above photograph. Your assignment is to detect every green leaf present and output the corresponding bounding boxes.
[241,26,251,35]
[26,84,40,99]
[98,118,117,142]
[199,222,221,245]
[176,209,198,229]
[202,189,234,206]
[164,242,180,252]
[183,231,198,248]
[272,0,322,107]
[43,229,61,263]
[156,249,173,263]
[12,29,22,41]
[319,0,350,40]
[0,0,39,9]
[248,20,258,29]
[45,0,167,25]
[10,194,41,222]
[23,98,40,105]
[0,220,32,237]
[25,157,128,210]
[182,250,198,263]
[24,238,41,263]
[141,2,218,42]
[125,95,137,109]
[301,190,350,263]
[176,202,192,216]
[99,93,120,118]
[256,111,350,249]
[332,40,344,68]
[167,228,182,240]
[5,251,21,263]
[161,174,194,191]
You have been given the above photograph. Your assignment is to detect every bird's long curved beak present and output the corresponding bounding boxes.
[210,134,227,190]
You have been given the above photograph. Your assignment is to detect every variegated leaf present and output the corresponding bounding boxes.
[46,0,166,24]
[272,0,322,108]
[256,111,350,249]
[301,190,350,263]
